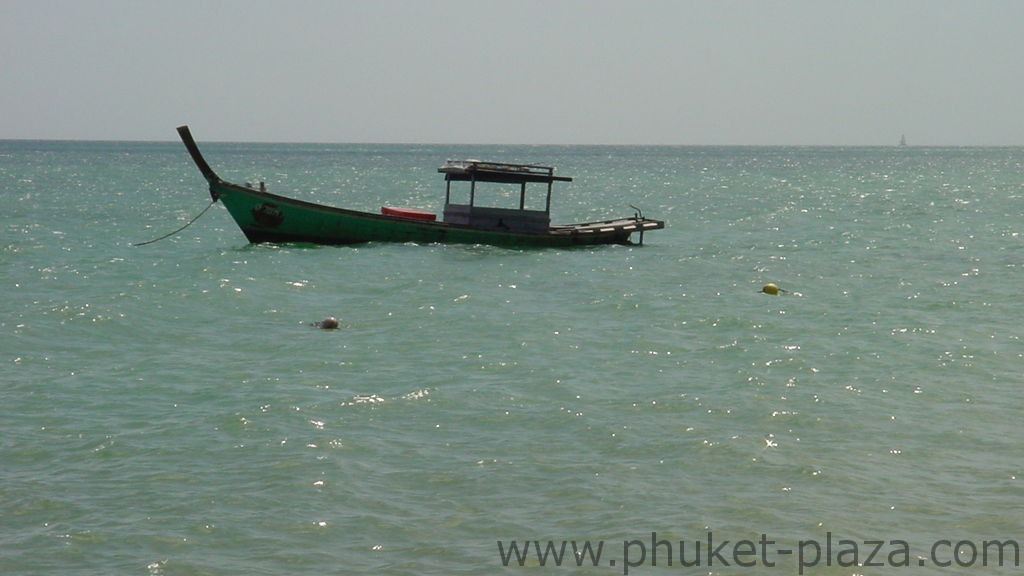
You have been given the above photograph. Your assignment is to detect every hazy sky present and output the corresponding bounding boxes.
[3,0,1022,145]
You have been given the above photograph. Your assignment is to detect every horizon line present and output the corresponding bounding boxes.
[2,136,1020,148]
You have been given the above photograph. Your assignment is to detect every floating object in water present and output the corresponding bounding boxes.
[315,317,339,329]
[761,283,784,295]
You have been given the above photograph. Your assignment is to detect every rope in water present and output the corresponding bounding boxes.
[133,199,217,246]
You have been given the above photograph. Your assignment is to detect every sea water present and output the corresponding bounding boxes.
[2,140,1023,574]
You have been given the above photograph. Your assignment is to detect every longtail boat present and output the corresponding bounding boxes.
[177,126,664,247]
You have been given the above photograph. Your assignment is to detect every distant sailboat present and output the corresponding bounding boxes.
[899,134,907,146]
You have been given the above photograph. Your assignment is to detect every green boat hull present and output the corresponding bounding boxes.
[178,126,664,247]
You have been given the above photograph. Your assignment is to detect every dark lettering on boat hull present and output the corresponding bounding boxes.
[251,203,284,228]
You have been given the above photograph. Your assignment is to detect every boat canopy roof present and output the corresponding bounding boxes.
[438,160,572,184]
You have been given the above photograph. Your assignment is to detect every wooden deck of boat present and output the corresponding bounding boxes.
[552,217,664,235]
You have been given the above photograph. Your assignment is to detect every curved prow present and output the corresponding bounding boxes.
[177,125,220,185]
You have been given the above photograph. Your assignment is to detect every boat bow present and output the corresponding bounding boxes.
[177,125,222,199]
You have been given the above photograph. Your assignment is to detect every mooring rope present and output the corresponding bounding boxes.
[133,199,217,246]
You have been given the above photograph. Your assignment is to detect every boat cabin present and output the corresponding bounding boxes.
[439,160,572,233]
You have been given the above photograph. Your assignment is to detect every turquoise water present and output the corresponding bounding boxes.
[3,140,1023,574]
